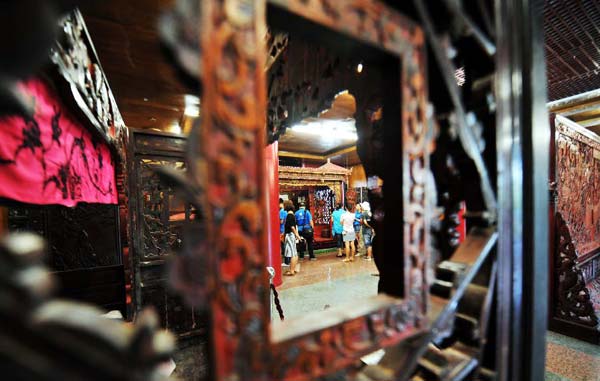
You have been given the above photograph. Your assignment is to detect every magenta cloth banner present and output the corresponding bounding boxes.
[0,79,117,206]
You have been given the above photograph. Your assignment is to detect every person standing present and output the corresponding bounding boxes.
[279,198,289,265]
[331,203,344,257]
[361,201,375,261]
[354,203,363,256]
[295,202,316,260]
[340,203,356,262]
[283,200,303,275]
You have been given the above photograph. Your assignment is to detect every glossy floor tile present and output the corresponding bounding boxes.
[275,252,379,319]
[546,332,600,381]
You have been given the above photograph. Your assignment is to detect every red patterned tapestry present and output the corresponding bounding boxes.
[556,116,600,256]
[0,79,117,206]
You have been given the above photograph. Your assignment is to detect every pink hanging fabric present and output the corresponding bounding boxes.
[0,79,117,206]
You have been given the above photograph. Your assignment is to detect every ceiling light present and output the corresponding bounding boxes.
[170,122,182,134]
[184,105,200,117]
[290,119,358,141]
[184,94,201,117]
[356,63,364,73]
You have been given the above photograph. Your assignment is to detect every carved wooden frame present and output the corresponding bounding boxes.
[196,1,430,380]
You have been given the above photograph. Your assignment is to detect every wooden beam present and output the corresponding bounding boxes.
[326,145,357,158]
[278,150,327,160]
[278,145,357,162]
[548,88,600,112]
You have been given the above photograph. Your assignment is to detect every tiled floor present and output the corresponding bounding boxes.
[546,332,600,381]
[276,251,379,319]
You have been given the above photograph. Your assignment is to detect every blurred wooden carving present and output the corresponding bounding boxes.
[181,1,432,380]
[0,232,175,381]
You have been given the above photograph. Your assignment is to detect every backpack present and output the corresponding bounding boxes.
[296,209,313,234]
[296,209,306,226]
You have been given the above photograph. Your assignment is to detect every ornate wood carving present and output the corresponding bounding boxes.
[185,1,432,380]
[128,130,204,336]
[555,115,600,257]
[271,295,418,380]
[50,9,125,153]
[265,30,289,71]
[555,212,599,327]
[279,164,350,186]
[139,159,185,259]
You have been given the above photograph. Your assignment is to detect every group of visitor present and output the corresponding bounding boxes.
[279,199,316,276]
[278,198,375,276]
[331,201,374,262]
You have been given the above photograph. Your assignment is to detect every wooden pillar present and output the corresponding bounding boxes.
[265,141,282,286]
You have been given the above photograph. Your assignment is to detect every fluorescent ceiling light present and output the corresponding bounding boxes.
[289,119,357,141]
[170,122,182,134]
[184,94,200,117]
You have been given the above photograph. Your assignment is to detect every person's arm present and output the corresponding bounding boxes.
[309,211,314,229]
[292,225,302,240]
[363,215,375,232]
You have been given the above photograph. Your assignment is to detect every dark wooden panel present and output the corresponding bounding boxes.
[8,203,120,272]
[6,202,125,314]
[134,131,186,155]
[54,265,126,315]
[129,130,204,337]
[45,204,121,271]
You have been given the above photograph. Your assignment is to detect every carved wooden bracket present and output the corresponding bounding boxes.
[555,212,599,327]
[50,9,126,157]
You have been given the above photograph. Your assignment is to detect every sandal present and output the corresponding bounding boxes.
[342,258,350,262]
[284,271,295,276]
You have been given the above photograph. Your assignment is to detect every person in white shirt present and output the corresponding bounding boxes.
[340,203,356,262]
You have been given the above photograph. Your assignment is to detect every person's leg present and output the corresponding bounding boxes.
[349,232,356,261]
[363,230,373,260]
[354,229,361,256]
[290,255,298,275]
[358,231,365,256]
[307,233,315,259]
[336,234,343,257]
[343,240,350,261]
[298,231,305,259]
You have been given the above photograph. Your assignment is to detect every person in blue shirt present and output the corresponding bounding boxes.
[279,199,288,264]
[354,203,363,256]
[331,203,344,257]
[295,202,316,260]
[279,198,287,234]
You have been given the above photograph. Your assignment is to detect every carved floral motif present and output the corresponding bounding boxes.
[555,117,600,256]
